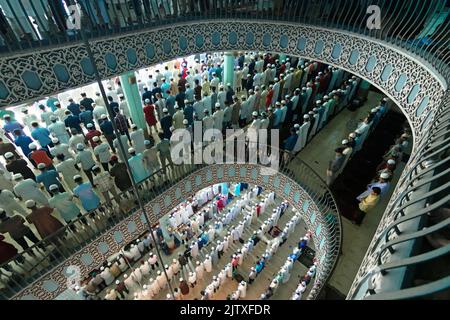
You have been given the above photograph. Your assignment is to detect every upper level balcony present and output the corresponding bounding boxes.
[0,0,449,80]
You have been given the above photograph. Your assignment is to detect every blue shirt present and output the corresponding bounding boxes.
[64,115,82,132]
[36,170,61,191]
[68,102,81,116]
[273,109,282,127]
[73,183,100,211]
[79,110,94,126]
[284,134,298,151]
[3,121,24,135]
[100,120,114,135]
[185,88,194,102]
[184,105,194,125]
[14,135,33,156]
[46,97,58,112]
[128,153,150,183]
[31,127,52,147]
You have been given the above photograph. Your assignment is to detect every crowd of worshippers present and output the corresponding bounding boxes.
[137,53,361,151]
[71,184,298,300]
[0,52,359,265]
[352,126,411,225]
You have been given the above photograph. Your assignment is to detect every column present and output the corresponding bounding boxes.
[119,71,147,135]
[223,52,235,88]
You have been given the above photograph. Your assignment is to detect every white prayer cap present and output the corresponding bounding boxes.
[73,175,82,181]
[316,100,322,105]
[131,124,138,129]
[383,97,388,102]
[303,114,310,119]
[174,104,180,109]
[290,67,294,71]
[170,126,175,132]
[26,200,36,208]
[313,108,318,112]
[157,270,161,275]
[76,143,85,150]
[144,99,151,103]
[163,108,168,113]
[2,115,10,119]
[281,100,286,104]
[252,111,258,116]
[274,78,279,82]
[380,172,391,179]
[183,119,189,125]
[323,95,329,100]
[294,124,300,129]
[12,173,23,180]
[91,102,97,107]
[248,89,254,93]
[86,123,94,129]
[161,78,166,81]
[342,139,349,145]
[215,103,221,108]
[29,143,37,150]
[387,159,396,165]
[349,132,357,138]
[4,152,14,159]
[276,102,281,106]
[100,114,107,120]
[268,107,273,111]
[227,83,231,87]
[37,163,46,169]
[128,147,135,154]
[371,108,377,113]
[118,94,124,98]
[92,136,100,142]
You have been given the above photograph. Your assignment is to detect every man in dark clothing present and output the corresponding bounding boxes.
[67,99,81,117]
[176,90,186,109]
[142,87,153,103]
[99,115,116,152]
[107,96,119,117]
[0,209,41,251]
[5,153,36,181]
[109,156,132,192]
[64,111,83,133]
[80,93,94,112]
[160,109,173,139]
[151,82,162,103]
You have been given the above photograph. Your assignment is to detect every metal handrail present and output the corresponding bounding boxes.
[1,142,341,300]
[0,1,449,78]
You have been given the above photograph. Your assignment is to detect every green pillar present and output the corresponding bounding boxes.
[223,52,235,88]
[119,71,146,132]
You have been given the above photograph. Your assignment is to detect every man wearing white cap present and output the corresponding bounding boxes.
[128,147,150,184]
[142,140,160,174]
[36,162,64,193]
[48,115,70,144]
[202,109,214,132]
[94,92,104,107]
[93,136,112,172]
[212,103,224,132]
[249,111,261,130]
[75,143,96,185]
[130,124,146,154]
[118,94,131,123]
[50,137,72,160]
[54,153,80,191]
[92,102,107,126]
[272,78,281,106]
[13,173,49,206]
[48,184,81,224]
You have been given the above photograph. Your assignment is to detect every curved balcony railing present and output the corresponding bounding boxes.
[0,0,449,79]
[348,89,450,300]
[1,142,341,300]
